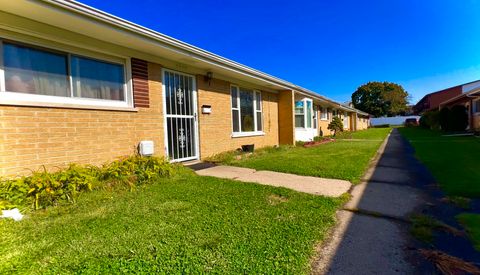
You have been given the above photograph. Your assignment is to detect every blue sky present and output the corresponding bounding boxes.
[78,0,480,104]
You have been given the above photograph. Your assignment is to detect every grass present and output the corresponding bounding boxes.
[398,127,480,198]
[410,214,463,244]
[210,128,391,184]
[0,168,344,274]
[410,214,441,243]
[457,213,480,251]
[399,127,480,251]
[335,127,391,140]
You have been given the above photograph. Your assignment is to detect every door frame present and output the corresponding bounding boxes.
[161,68,200,162]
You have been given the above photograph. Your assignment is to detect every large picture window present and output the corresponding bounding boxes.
[231,86,262,134]
[0,40,130,107]
[71,55,125,101]
[3,42,69,97]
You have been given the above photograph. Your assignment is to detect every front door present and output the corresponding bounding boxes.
[163,69,199,162]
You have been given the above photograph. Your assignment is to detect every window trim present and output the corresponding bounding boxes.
[320,106,328,121]
[295,100,305,128]
[295,98,314,129]
[230,85,264,137]
[0,38,134,109]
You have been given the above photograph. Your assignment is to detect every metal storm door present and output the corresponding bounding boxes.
[163,70,198,162]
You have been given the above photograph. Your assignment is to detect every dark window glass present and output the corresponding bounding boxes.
[240,88,254,132]
[3,43,69,96]
[71,55,125,101]
[232,109,240,132]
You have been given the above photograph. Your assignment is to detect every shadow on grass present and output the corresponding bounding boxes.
[313,129,480,274]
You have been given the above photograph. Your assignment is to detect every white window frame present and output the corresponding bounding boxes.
[295,98,314,129]
[0,38,134,110]
[320,107,328,120]
[230,85,264,137]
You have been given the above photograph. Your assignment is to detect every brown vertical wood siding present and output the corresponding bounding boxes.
[131,58,150,108]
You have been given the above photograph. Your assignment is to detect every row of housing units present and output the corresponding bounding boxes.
[413,80,480,130]
[0,0,370,177]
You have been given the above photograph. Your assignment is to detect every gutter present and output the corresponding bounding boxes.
[40,0,296,89]
[39,0,369,116]
[439,88,480,108]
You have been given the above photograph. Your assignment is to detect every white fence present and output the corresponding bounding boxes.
[370,116,420,126]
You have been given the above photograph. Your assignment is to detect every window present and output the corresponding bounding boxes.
[231,86,262,134]
[3,42,69,97]
[295,100,305,127]
[0,40,130,107]
[71,55,125,101]
[306,101,312,128]
[474,100,480,113]
[295,98,313,128]
[320,107,328,120]
[313,105,318,129]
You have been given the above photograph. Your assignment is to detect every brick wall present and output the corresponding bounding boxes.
[0,62,165,177]
[356,117,369,130]
[196,76,279,157]
[473,115,480,130]
[318,108,334,136]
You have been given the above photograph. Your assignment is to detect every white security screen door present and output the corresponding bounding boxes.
[163,70,199,162]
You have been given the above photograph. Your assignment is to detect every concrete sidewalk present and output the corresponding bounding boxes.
[196,166,351,197]
[312,128,432,274]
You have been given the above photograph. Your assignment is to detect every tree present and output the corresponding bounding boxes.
[328,117,344,136]
[352,81,409,117]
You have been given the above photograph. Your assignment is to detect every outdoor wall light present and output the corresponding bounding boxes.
[204,71,213,85]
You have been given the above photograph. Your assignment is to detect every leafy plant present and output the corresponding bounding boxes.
[420,110,440,130]
[100,155,174,187]
[437,106,468,132]
[0,156,174,210]
[327,117,344,136]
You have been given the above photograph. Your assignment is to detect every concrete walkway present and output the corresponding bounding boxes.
[196,166,351,197]
[312,128,433,274]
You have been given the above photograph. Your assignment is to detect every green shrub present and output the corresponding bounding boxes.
[437,106,468,132]
[372,124,390,128]
[295,141,306,147]
[0,156,173,210]
[449,105,468,131]
[328,117,344,136]
[439,107,450,131]
[100,155,174,186]
[420,110,440,130]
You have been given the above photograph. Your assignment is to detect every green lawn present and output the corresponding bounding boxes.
[210,128,391,184]
[335,127,391,140]
[0,169,343,274]
[457,213,480,251]
[398,127,480,198]
[399,127,480,251]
